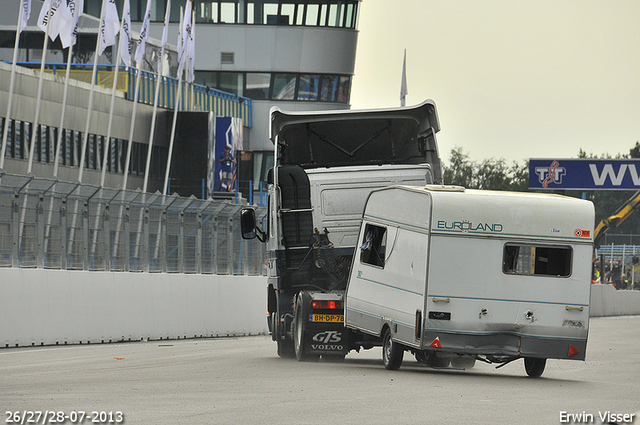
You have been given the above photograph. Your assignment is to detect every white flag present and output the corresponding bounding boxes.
[187,13,195,83]
[119,0,132,66]
[177,0,193,77]
[59,0,83,49]
[18,0,32,34]
[98,0,119,55]
[400,49,408,107]
[37,0,73,42]
[161,0,170,48]
[157,0,171,73]
[135,0,153,65]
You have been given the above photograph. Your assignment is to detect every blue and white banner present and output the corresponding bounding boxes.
[530,159,640,190]
[208,116,243,196]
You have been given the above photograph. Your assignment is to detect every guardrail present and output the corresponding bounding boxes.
[11,62,253,128]
[0,171,266,275]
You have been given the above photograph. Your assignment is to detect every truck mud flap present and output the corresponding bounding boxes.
[305,327,350,356]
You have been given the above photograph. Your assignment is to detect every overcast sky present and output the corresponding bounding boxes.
[349,0,640,165]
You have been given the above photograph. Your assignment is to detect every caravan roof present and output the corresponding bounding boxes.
[363,185,595,243]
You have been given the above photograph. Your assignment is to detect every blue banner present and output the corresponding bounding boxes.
[529,159,640,190]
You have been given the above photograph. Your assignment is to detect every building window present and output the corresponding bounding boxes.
[272,73,297,100]
[503,244,572,277]
[194,70,350,103]
[187,0,359,28]
[88,134,96,170]
[14,120,22,160]
[245,73,271,100]
[219,72,243,96]
[297,75,319,101]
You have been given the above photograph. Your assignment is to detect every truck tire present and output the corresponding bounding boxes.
[382,327,403,370]
[277,339,295,358]
[524,357,546,378]
[274,314,294,358]
[294,298,319,361]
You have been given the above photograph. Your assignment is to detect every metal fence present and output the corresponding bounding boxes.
[0,171,267,275]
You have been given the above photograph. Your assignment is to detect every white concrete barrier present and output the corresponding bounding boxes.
[1,269,268,348]
[2,271,639,348]
[589,283,640,317]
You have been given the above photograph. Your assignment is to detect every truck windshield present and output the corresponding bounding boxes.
[503,244,572,277]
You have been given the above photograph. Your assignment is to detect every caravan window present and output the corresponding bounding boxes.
[360,224,387,268]
[503,244,572,277]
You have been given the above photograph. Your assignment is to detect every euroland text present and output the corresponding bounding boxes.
[559,411,636,423]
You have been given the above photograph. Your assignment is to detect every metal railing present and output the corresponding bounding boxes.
[0,171,266,275]
[12,62,253,128]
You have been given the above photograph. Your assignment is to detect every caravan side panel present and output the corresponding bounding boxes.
[345,189,431,347]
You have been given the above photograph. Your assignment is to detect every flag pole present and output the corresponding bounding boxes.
[93,0,129,260]
[164,1,192,196]
[26,0,55,174]
[53,0,82,177]
[400,48,407,107]
[1,0,29,169]
[20,0,56,255]
[69,0,110,259]
[78,0,114,184]
[189,9,196,112]
[100,0,129,188]
[164,69,185,196]
[142,0,171,193]
[46,0,81,257]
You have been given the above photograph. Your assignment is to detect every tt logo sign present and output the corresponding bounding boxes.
[534,160,566,188]
[529,159,640,190]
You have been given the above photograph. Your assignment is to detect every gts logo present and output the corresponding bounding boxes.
[312,331,341,343]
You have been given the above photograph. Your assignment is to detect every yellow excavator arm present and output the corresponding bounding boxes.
[594,190,640,246]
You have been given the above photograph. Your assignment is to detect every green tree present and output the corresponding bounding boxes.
[443,147,528,191]
[443,146,475,187]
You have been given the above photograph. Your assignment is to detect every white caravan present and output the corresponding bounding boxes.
[345,185,595,377]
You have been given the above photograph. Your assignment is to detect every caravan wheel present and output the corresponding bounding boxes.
[382,327,404,370]
[524,358,546,378]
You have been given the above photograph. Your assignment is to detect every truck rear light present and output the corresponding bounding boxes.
[311,300,342,310]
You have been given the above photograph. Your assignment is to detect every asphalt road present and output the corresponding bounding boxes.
[1,316,639,425]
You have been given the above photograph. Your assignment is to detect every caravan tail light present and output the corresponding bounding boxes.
[311,300,343,310]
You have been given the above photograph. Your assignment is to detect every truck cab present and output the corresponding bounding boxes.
[241,100,443,359]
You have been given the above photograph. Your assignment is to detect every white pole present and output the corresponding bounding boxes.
[100,12,127,187]
[46,0,80,256]
[77,2,109,184]
[163,5,186,196]
[26,0,55,173]
[52,48,73,176]
[20,0,54,256]
[164,73,185,196]
[1,2,27,169]
[68,0,108,258]
[142,0,171,194]
[142,53,164,193]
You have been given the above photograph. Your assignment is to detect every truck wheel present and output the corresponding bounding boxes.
[277,339,295,358]
[294,300,319,361]
[274,314,294,358]
[382,327,403,370]
[524,358,546,378]
[269,312,277,342]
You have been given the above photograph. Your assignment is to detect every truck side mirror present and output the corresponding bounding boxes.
[241,208,257,239]
[241,207,267,242]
